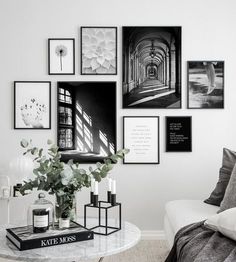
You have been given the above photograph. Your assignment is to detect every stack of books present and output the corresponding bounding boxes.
[6,221,93,251]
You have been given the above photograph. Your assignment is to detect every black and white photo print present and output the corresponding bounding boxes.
[187,61,224,108]
[81,27,117,75]
[122,26,181,108]
[48,38,75,75]
[57,82,116,163]
[14,81,51,129]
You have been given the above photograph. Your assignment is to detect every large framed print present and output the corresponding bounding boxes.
[187,61,224,109]
[14,81,51,129]
[48,38,75,75]
[57,81,116,163]
[166,116,192,152]
[81,27,117,75]
[122,26,181,109]
[123,116,159,164]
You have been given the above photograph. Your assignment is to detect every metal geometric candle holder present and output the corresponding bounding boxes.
[84,201,121,235]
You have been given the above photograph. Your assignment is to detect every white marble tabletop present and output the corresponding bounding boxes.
[0,220,141,262]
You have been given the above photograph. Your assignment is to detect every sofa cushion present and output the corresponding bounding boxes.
[204,148,236,206]
[165,200,219,234]
[219,164,236,212]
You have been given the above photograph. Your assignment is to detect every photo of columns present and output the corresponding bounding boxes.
[122,27,181,109]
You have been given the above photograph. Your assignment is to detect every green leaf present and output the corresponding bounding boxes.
[96,162,102,169]
[31,147,38,155]
[20,139,29,148]
[39,148,43,157]
[79,169,86,175]
[67,159,74,166]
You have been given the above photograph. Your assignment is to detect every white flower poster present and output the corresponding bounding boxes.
[81,27,117,75]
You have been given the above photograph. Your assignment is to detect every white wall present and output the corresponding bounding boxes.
[0,0,236,230]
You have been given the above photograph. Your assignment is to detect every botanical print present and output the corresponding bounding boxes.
[20,98,46,128]
[55,45,68,71]
[15,82,51,129]
[48,39,74,75]
[188,61,224,108]
[81,27,117,74]
[122,27,181,108]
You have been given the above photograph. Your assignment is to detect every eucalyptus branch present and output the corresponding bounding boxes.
[19,139,129,195]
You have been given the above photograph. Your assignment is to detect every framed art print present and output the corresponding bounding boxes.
[48,38,75,75]
[123,116,160,164]
[81,27,117,75]
[187,61,224,109]
[122,26,181,109]
[14,81,51,129]
[57,81,116,163]
[166,116,192,152]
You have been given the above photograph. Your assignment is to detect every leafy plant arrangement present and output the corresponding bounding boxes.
[19,139,129,220]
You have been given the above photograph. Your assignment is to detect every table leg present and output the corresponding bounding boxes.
[98,257,104,262]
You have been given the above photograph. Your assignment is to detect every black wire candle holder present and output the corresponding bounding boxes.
[84,201,121,236]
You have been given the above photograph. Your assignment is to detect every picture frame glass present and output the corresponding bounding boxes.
[166,116,192,152]
[14,82,51,129]
[188,61,224,108]
[49,39,75,74]
[57,81,116,163]
[123,117,159,164]
[122,26,181,109]
[81,27,117,75]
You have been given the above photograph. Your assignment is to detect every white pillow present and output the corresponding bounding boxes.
[204,207,236,241]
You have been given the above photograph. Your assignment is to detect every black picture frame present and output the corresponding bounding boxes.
[48,38,75,75]
[187,61,224,109]
[123,116,160,164]
[14,81,51,130]
[165,116,192,152]
[80,27,117,75]
[57,81,117,163]
[122,26,182,109]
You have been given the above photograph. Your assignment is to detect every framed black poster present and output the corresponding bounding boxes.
[123,116,160,164]
[57,81,116,163]
[166,116,192,152]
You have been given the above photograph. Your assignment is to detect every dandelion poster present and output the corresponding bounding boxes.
[81,27,117,75]
[14,82,51,129]
[48,38,75,75]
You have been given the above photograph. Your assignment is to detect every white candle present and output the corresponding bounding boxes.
[112,180,116,194]
[94,181,98,195]
[108,178,112,191]
[91,178,95,192]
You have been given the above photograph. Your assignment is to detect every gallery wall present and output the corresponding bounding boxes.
[0,0,236,232]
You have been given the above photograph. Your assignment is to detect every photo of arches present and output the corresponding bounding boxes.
[122,26,181,109]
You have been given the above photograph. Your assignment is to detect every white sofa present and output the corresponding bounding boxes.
[164,200,219,248]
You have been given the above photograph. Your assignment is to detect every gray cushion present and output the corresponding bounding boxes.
[204,148,236,206]
[219,164,236,212]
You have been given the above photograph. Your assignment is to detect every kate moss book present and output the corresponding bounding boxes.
[6,221,93,251]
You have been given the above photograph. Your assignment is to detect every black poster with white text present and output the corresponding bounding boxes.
[166,117,192,152]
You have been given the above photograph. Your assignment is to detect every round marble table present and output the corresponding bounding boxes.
[0,221,141,262]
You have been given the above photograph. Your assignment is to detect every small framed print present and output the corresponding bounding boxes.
[14,81,51,129]
[166,116,192,152]
[48,38,75,75]
[187,61,224,109]
[123,116,160,164]
[81,27,117,75]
